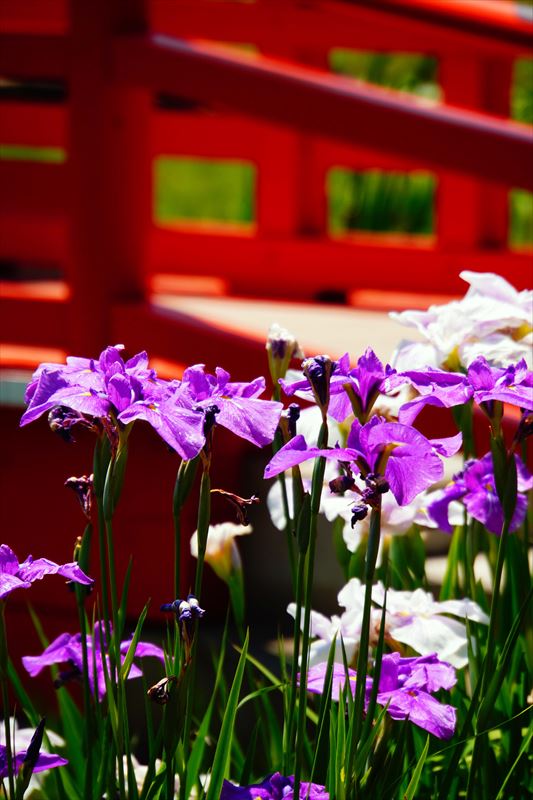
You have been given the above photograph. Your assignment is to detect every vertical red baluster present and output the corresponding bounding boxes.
[67,0,151,354]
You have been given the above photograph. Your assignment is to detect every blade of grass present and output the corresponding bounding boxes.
[206,631,249,800]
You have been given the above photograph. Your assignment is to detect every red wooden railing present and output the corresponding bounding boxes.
[0,0,532,376]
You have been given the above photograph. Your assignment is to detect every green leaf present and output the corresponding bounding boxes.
[206,631,249,800]
[403,735,430,800]
[119,603,149,681]
[296,492,311,554]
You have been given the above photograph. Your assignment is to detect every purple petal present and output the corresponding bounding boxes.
[119,639,166,663]
[22,633,77,677]
[377,688,456,739]
[215,397,283,447]
[17,557,93,587]
[118,400,205,460]
[305,663,360,702]
[0,573,32,600]
[386,450,443,506]
[0,544,19,575]
[429,433,463,458]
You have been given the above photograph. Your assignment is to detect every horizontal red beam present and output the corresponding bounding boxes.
[0,34,68,78]
[0,293,67,349]
[0,161,66,215]
[151,0,531,58]
[115,35,533,191]
[149,227,532,298]
[0,102,67,148]
[0,215,67,263]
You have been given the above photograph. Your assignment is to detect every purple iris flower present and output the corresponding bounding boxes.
[306,652,457,740]
[0,744,67,780]
[397,356,533,426]
[467,357,533,410]
[176,364,283,447]
[21,345,164,427]
[22,622,165,700]
[220,772,329,799]
[264,416,461,506]
[427,452,533,535]
[20,345,209,458]
[0,544,94,600]
[280,349,402,423]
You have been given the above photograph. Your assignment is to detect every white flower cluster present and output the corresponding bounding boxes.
[390,271,532,370]
[289,578,489,669]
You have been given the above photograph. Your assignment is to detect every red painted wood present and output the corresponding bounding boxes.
[0,34,68,77]
[0,215,67,263]
[0,0,67,34]
[148,228,532,298]
[66,0,151,353]
[115,35,533,191]
[0,102,67,148]
[1,293,68,349]
[151,0,531,58]
[0,161,66,215]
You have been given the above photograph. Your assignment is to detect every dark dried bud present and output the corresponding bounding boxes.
[329,475,356,495]
[514,412,533,446]
[53,665,82,689]
[351,503,368,527]
[201,404,220,437]
[211,489,260,525]
[65,474,94,519]
[48,406,90,443]
[302,355,336,413]
[286,403,301,438]
[364,473,390,495]
[147,675,177,705]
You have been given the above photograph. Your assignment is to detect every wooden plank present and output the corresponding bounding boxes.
[0,34,68,78]
[0,161,66,215]
[0,293,68,349]
[115,35,533,190]
[0,102,67,148]
[150,0,531,58]
[149,227,532,297]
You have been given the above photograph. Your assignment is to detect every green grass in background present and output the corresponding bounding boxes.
[328,169,435,235]
[0,144,66,163]
[329,49,441,101]
[154,156,255,225]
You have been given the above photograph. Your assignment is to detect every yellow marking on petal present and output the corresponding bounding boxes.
[513,322,532,341]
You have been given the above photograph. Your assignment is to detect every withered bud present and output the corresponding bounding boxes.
[65,474,94,519]
[211,489,260,526]
[147,675,177,705]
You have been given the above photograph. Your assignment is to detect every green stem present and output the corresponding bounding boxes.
[0,603,15,800]
[467,513,511,800]
[193,469,212,599]
[293,421,328,796]
[75,524,95,800]
[181,465,211,790]
[347,501,382,793]
[173,456,200,599]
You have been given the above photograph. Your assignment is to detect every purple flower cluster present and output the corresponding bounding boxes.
[397,356,533,426]
[0,544,93,601]
[21,346,283,458]
[428,452,533,535]
[306,652,457,740]
[221,772,329,799]
[22,622,165,700]
[280,348,401,422]
[264,416,461,507]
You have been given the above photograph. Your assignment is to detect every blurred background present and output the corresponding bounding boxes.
[0,0,532,676]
